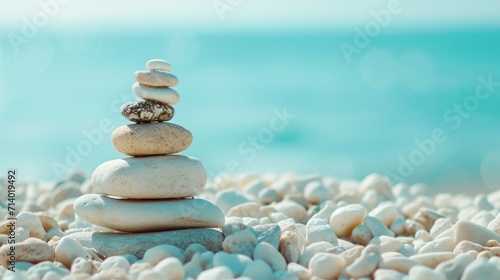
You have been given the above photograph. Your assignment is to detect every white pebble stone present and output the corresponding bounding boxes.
[214,252,252,277]
[243,179,264,197]
[369,236,403,253]
[101,256,130,272]
[227,202,261,218]
[346,245,381,278]
[305,218,338,246]
[359,173,393,199]
[146,59,172,71]
[487,213,500,235]
[408,265,446,280]
[41,271,63,280]
[379,256,419,274]
[309,252,344,279]
[454,220,500,246]
[17,211,46,240]
[54,237,91,268]
[430,218,453,240]
[241,259,273,280]
[154,257,184,280]
[418,236,454,254]
[274,200,308,223]
[415,229,431,242]
[269,212,289,223]
[138,269,164,280]
[254,242,287,272]
[304,181,332,204]
[329,204,367,238]
[340,245,364,266]
[310,201,337,221]
[222,230,257,257]
[258,188,279,205]
[14,227,30,243]
[71,257,93,274]
[299,241,334,267]
[143,244,184,266]
[410,252,456,268]
[369,202,398,228]
[279,231,301,263]
[462,258,499,280]
[216,189,254,213]
[287,263,311,280]
[434,253,473,280]
[197,266,234,280]
[374,268,406,280]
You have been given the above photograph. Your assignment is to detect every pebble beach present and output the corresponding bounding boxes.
[2,58,500,280]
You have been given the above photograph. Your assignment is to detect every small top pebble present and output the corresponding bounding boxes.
[146,59,172,72]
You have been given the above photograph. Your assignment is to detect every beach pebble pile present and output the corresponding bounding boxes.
[2,62,500,279]
[73,59,225,246]
[2,174,500,279]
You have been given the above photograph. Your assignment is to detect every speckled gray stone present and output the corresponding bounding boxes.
[67,229,224,258]
[135,70,178,87]
[121,100,174,123]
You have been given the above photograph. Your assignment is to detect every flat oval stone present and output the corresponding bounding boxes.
[92,155,205,199]
[132,83,180,104]
[111,123,192,156]
[135,70,179,87]
[146,59,172,72]
[67,229,223,258]
[74,194,225,232]
[120,100,174,123]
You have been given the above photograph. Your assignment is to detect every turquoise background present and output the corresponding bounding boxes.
[1,1,500,192]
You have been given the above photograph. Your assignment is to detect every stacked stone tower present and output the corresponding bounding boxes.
[74,59,224,239]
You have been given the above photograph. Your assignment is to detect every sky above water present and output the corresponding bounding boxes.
[1,1,500,193]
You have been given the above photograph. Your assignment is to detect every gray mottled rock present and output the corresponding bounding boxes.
[67,229,223,258]
[121,100,174,123]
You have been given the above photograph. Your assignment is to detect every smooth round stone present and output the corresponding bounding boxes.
[67,229,224,258]
[134,71,178,87]
[133,83,180,104]
[74,194,225,232]
[120,100,174,123]
[111,123,192,156]
[146,59,172,72]
[92,155,204,199]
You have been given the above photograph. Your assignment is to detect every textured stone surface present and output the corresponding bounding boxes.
[91,155,204,199]
[134,71,178,87]
[68,229,224,258]
[111,123,192,156]
[121,100,174,123]
[74,195,225,232]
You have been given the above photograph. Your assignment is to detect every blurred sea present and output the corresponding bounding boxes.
[1,28,500,192]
